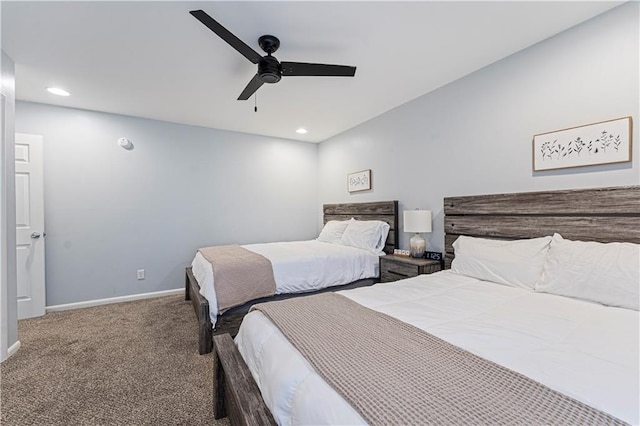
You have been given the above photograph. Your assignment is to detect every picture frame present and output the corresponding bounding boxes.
[347,169,371,193]
[533,116,632,172]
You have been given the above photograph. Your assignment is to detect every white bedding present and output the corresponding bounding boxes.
[191,240,381,326]
[235,270,640,425]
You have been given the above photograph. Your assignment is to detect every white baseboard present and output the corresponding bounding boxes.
[46,288,184,313]
[7,340,21,359]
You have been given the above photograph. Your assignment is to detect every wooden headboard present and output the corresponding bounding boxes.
[443,186,640,269]
[323,201,399,254]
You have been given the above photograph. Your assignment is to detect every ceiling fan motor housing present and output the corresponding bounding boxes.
[259,56,282,84]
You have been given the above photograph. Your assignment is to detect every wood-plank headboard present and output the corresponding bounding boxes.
[323,201,399,254]
[443,186,640,269]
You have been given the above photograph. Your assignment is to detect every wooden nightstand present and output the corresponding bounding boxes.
[380,255,442,283]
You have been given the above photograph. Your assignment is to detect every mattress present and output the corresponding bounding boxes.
[235,270,640,425]
[191,240,381,325]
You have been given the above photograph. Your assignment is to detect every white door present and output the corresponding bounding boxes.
[15,133,45,319]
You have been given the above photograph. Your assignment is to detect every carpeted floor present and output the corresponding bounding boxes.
[0,295,229,425]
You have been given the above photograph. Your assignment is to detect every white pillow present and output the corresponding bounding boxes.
[451,235,552,290]
[339,220,390,254]
[536,233,640,310]
[317,220,351,244]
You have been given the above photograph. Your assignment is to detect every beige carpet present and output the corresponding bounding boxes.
[0,295,229,425]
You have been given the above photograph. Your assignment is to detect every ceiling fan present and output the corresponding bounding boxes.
[189,10,357,101]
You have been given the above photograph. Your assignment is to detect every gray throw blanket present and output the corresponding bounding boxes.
[199,245,276,313]
[252,292,627,425]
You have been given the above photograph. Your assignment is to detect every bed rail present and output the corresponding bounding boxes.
[213,333,276,425]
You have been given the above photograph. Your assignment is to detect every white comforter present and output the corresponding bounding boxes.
[191,240,380,326]
[236,270,640,425]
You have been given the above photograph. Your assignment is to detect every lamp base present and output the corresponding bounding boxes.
[409,234,426,258]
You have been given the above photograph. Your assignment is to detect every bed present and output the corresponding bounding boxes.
[212,185,640,425]
[185,200,399,354]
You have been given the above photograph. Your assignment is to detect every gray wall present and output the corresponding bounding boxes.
[1,49,18,357]
[16,102,318,306]
[318,2,639,253]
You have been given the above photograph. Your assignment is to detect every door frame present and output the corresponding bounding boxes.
[0,92,8,361]
[0,50,18,363]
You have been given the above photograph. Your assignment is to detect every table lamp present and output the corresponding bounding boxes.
[403,210,432,258]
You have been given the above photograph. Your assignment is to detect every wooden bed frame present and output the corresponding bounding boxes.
[443,185,640,267]
[185,200,399,354]
[210,185,640,425]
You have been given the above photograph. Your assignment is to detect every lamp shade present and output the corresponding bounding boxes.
[403,210,432,233]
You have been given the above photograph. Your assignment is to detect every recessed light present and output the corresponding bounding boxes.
[47,87,70,96]
[296,128,308,134]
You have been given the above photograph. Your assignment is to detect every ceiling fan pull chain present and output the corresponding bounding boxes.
[254,93,258,112]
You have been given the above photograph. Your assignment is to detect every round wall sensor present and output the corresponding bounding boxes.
[118,137,134,150]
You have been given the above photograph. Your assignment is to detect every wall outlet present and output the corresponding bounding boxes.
[137,269,145,280]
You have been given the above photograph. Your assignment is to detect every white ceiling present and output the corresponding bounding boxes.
[2,1,621,143]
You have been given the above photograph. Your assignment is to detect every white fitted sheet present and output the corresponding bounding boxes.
[191,240,380,326]
[236,270,640,425]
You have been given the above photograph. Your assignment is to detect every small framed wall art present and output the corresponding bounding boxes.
[533,116,632,171]
[347,169,371,193]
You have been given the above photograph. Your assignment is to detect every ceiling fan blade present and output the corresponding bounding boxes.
[281,62,356,77]
[238,74,264,100]
[190,10,262,64]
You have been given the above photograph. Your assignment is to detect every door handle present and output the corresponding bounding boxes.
[31,232,41,239]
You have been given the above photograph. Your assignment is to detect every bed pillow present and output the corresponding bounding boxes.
[536,233,640,310]
[339,220,390,254]
[317,220,351,244]
[451,235,552,290]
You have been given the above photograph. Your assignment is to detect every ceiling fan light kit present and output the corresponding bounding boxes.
[190,9,356,101]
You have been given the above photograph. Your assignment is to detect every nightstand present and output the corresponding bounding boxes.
[379,255,441,283]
